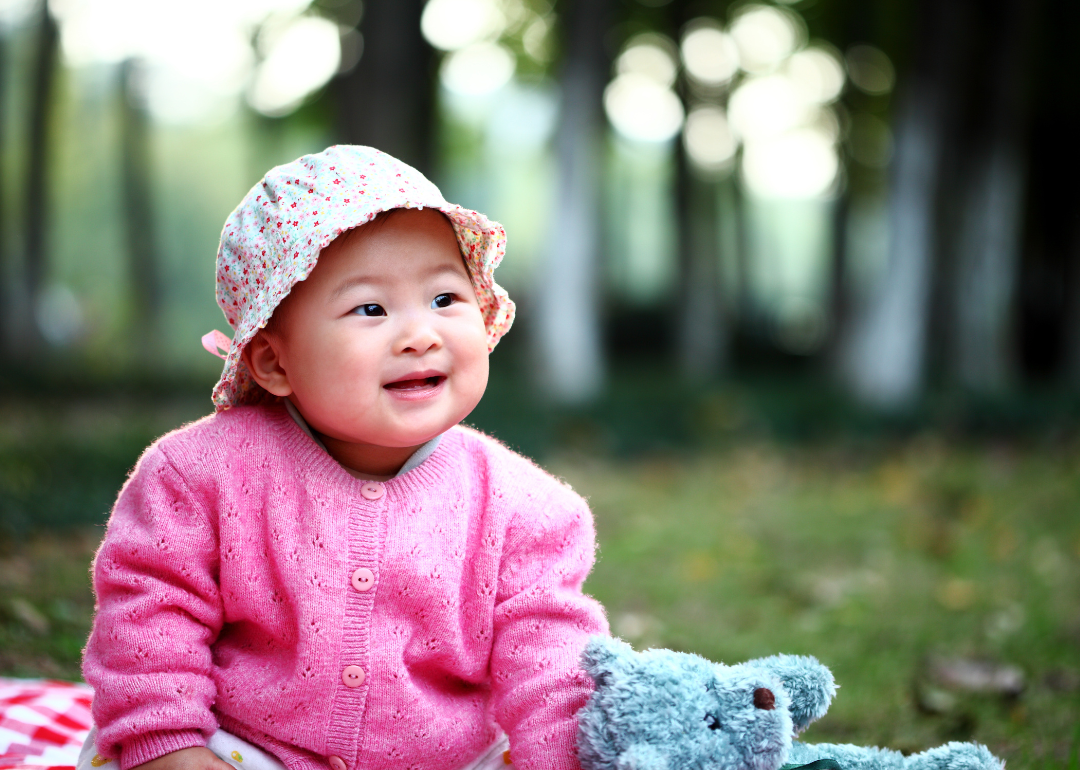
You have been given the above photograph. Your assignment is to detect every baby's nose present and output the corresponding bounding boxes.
[398,319,441,353]
[753,688,775,710]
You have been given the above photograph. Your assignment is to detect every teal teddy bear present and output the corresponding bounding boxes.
[577,637,1004,770]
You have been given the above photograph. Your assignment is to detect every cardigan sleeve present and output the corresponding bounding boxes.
[489,486,609,770]
[82,445,224,770]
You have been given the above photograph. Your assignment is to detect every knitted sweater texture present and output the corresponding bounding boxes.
[82,404,608,770]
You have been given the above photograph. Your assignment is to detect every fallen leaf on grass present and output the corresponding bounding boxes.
[915,655,1025,719]
[928,656,1025,697]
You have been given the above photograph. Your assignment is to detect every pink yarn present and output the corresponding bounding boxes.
[83,405,607,770]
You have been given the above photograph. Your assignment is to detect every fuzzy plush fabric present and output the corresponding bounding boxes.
[577,637,801,770]
[576,638,1005,770]
[786,742,1004,770]
[735,654,835,734]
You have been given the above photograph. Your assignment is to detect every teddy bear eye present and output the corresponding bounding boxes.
[703,713,720,731]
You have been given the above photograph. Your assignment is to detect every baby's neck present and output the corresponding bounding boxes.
[317,434,421,480]
[283,399,433,480]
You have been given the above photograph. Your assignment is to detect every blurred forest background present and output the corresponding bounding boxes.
[0,0,1078,765]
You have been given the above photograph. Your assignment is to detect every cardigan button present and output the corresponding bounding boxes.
[328,757,346,770]
[360,482,385,500]
[342,665,366,687]
[351,567,375,592]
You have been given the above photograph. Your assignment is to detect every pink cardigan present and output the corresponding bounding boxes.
[82,404,607,770]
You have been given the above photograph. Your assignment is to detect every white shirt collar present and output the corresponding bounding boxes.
[284,399,442,481]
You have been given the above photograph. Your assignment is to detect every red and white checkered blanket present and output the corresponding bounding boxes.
[0,679,93,770]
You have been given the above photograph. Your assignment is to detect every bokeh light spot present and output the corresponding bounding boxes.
[785,45,845,104]
[680,21,739,87]
[521,15,552,63]
[440,41,515,96]
[728,74,809,141]
[248,15,341,117]
[35,285,86,348]
[420,0,505,52]
[49,0,332,123]
[684,106,736,175]
[846,44,894,95]
[617,36,679,88]
[742,127,838,198]
[604,73,684,143]
[729,4,802,74]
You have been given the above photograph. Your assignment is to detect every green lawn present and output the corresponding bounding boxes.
[1,391,1078,767]
[554,439,1080,765]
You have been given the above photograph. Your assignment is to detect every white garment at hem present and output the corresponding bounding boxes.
[77,727,514,770]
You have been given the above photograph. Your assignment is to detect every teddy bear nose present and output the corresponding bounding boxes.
[753,688,775,710]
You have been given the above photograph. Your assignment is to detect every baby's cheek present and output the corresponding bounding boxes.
[459,352,489,415]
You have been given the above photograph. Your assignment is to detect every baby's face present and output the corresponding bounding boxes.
[262,208,489,449]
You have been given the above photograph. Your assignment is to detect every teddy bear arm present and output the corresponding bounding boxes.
[789,741,1005,770]
[787,741,906,770]
[901,742,1004,770]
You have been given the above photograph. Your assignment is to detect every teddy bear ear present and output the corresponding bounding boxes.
[739,654,837,733]
[581,635,635,681]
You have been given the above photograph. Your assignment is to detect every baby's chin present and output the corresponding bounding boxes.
[306,386,483,449]
[333,416,462,450]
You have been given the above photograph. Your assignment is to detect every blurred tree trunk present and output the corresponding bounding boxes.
[19,0,59,355]
[1015,0,1079,384]
[731,178,752,329]
[532,0,611,403]
[0,29,6,357]
[119,59,161,354]
[824,192,850,370]
[949,0,1035,392]
[675,149,726,380]
[333,0,435,175]
[1067,224,1080,385]
[823,0,873,373]
[841,0,968,407]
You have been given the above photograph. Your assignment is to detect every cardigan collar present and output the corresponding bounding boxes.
[282,398,443,482]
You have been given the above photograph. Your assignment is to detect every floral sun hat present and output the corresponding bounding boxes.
[203,145,515,412]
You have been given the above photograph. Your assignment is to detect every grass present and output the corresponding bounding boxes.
[0,393,210,674]
[1,380,1078,767]
[553,438,1080,764]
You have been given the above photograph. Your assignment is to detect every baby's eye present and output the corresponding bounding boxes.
[431,293,454,309]
[353,303,386,317]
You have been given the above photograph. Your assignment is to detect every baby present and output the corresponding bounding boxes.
[80,146,609,770]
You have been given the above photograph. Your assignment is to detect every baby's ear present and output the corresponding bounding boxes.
[243,330,293,397]
[581,636,635,683]
[740,654,836,732]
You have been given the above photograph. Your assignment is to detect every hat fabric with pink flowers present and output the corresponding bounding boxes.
[208,145,515,412]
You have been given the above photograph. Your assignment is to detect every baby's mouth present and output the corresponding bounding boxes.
[384,375,446,391]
